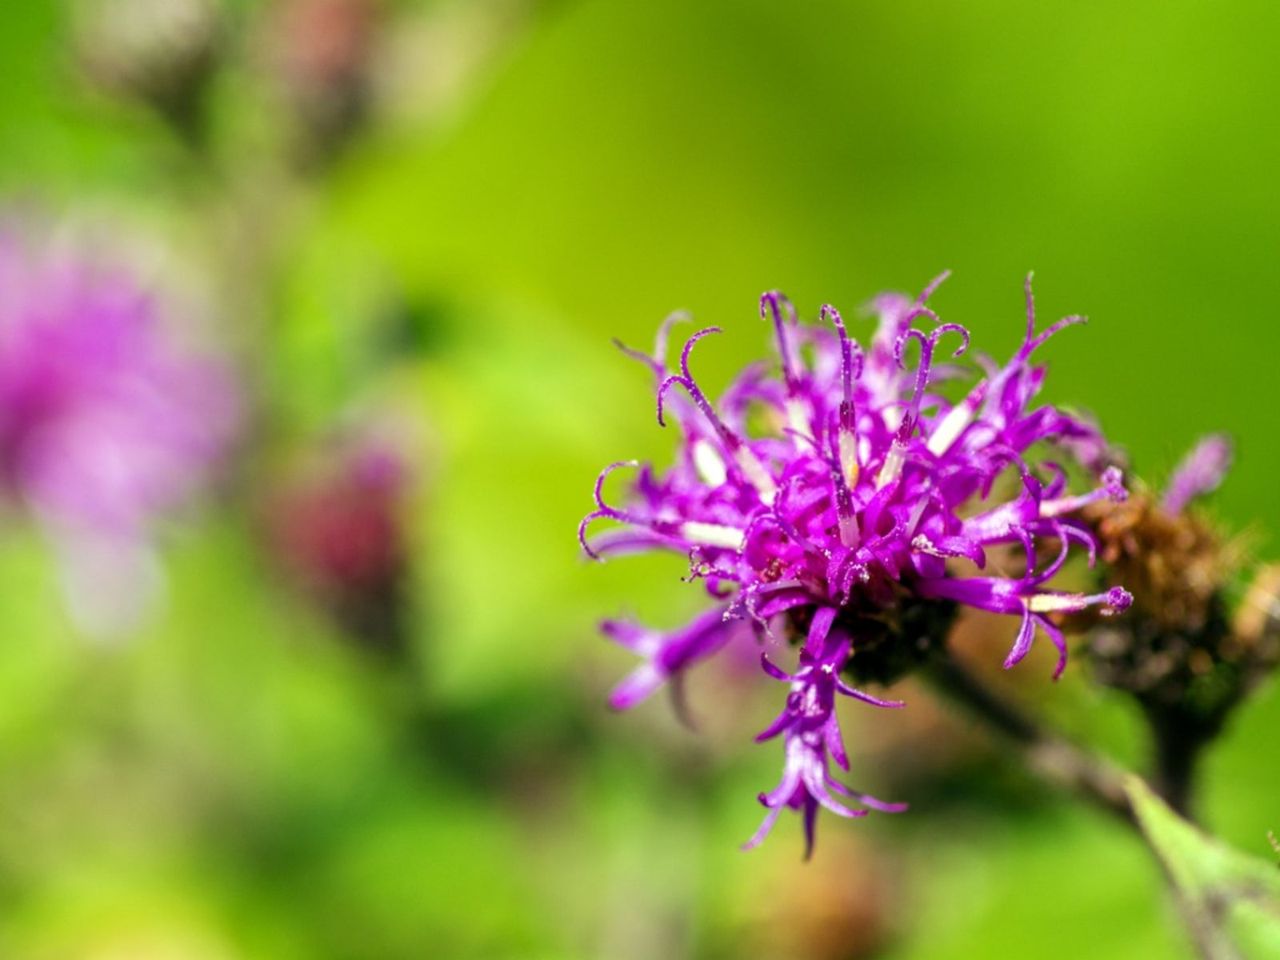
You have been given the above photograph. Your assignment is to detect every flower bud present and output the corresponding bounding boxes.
[263,434,413,659]
[75,0,222,142]
[264,0,383,166]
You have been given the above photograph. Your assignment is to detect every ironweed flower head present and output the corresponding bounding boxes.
[1085,435,1236,638]
[1086,435,1279,735]
[581,274,1131,854]
[0,226,237,635]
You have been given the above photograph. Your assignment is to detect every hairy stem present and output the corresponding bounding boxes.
[922,652,1137,825]
[1148,711,1210,822]
[921,649,1246,959]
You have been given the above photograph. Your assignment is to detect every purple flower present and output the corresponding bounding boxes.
[0,227,237,635]
[581,274,1132,852]
[745,614,907,858]
[1161,433,1232,515]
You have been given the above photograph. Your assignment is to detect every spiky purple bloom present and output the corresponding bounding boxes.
[0,227,237,635]
[581,274,1135,854]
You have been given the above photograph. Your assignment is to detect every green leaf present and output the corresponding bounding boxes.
[1126,776,1280,958]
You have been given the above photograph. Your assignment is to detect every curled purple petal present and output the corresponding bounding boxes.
[604,606,740,711]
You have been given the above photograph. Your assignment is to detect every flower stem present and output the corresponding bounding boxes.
[922,651,1135,826]
[1148,710,1211,822]
[922,649,1244,959]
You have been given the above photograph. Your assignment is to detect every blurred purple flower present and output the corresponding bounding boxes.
[581,274,1132,854]
[1161,433,1232,515]
[0,227,237,635]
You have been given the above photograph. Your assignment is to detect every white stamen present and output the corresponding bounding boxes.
[838,430,859,488]
[1027,593,1084,614]
[693,440,727,487]
[785,398,809,440]
[927,397,978,456]
[1041,496,1086,518]
[881,403,903,433]
[838,513,860,550]
[681,522,746,550]
[734,447,777,500]
[907,498,930,536]
[876,442,906,488]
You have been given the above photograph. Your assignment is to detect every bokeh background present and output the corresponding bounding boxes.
[0,1,1277,957]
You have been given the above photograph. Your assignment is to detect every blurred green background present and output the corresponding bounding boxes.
[0,0,1277,957]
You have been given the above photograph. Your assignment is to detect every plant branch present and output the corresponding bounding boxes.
[921,650,1258,959]
[922,651,1136,827]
